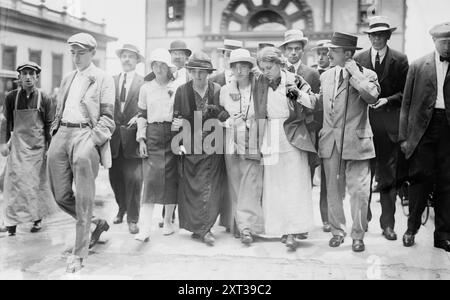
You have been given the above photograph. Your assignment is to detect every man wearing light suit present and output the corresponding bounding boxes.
[110,44,145,234]
[312,32,380,252]
[47,33,115,273]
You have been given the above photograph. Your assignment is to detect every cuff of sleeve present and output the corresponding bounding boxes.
[297,91,313,109]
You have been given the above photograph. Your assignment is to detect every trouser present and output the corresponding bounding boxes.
[319,166,329,224]
[323,144,371,240]
[47,127,100,259]
[109,145,142,224]
[371,128,400,230]
[407,110,450,241]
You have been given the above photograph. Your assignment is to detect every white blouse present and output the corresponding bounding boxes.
[138,79,182,123]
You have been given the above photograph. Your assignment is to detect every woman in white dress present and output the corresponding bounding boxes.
[254,47,318,251]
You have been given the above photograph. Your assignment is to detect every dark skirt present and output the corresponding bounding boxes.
[178,153,226,237]
[142,122,178,205]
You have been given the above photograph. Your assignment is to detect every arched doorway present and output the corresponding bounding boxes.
[221,0,314,33]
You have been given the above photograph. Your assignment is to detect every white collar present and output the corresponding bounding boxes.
[289,60,302,71]
[122,70,135,79]
[77,63,94,76]
[371,46,387,58]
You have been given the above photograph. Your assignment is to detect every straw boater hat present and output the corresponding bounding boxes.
[116,44,145,62]
[258,42,275,50]
[279,29,309,48]
[185,52,216,71]
[363,16,397,34]
[218,39,244,52]
[67,33,97,49]
[17,61,42,74]
[168,40,192,57]
[148,48,177,73]
[312,39,332,51]
[429,22,450,41]
[325,32,362,50]
[229,49,256,68]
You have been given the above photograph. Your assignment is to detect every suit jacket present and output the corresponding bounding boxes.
[210,71,227,87]
[296,63,321,94]
[355,47,409,142]
[51,64,116,168]
[111,73,144,159]
[399,52,450,159]
[314,66,380,160]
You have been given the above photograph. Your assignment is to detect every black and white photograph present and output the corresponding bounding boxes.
[0,0,450,282]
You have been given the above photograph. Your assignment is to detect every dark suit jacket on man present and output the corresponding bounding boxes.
[295,63,321,94]
[399,52,450,159]
[111,73,144,159]
[355,47,409,142]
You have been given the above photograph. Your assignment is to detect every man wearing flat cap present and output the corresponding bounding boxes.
[109,44,145,234]
[280,29,320,94]
[0,62,57,237]
[311,32,380,252]
[354,16,409,242]
[47,32,116,272]
[211,39,243,87]
[400,22,450,252]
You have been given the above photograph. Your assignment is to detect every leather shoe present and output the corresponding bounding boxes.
[66,256,83,273]
[30,220,42,233]
[329,235,345,248]
[128,222,139,235]
[382,227,397,241]
[323,223,332,233]
[7,226,16,236]
[203,232,215,246]
[403,231,415,247]
[113,213,124,224]
[352,239,365,252]
[89,220,109,249]
[281,235,288,244]
[286,234,298,251]
[434,240,450,252]
[240,229,253,245]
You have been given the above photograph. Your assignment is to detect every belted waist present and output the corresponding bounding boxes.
[60,121,91,128]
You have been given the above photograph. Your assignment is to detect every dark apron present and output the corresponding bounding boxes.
[3,89,57,226]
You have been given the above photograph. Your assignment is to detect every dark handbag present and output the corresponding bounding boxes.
[119,124,140,159]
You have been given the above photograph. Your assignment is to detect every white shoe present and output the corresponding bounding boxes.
[163,224,175,236]
[135,232,150,243]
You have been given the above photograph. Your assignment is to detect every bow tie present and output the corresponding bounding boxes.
[440,56,450,63]
[268,77,282,91]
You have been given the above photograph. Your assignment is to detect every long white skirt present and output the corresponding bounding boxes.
[262,119,314,237]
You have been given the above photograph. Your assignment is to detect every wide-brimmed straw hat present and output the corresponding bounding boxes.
[149,48,177,73]
[185,52,216,71]
[363,16,397,34]
[325,32,362,50]
[279,29,309,48]
[116,44,145,62]
[229,49,256,68]
[168,40,192,57]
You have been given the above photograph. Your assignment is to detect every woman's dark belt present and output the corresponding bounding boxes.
[60,121,90,128]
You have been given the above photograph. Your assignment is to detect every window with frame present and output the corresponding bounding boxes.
[166,0,185,30]
[2,45,17,71]
[52,54,63,91]
[29,49,42,66]
[358,0,377,25]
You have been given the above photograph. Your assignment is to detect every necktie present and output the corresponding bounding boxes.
[120,73,127,104]
[338,69,344,88]
[375,52,383,77]
[269,77,282,91]
[440,56,450,63]
[287,65,296,73]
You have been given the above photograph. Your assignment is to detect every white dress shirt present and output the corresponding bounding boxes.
[62,63,94,123]
[118,71,135,112]
[435,51,449,109]
[371,46,388,69]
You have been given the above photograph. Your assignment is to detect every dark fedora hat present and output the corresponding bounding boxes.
[116,44,145,62]
[169,40,192,57]
[326,32,362,50]
[185,51,216,71]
